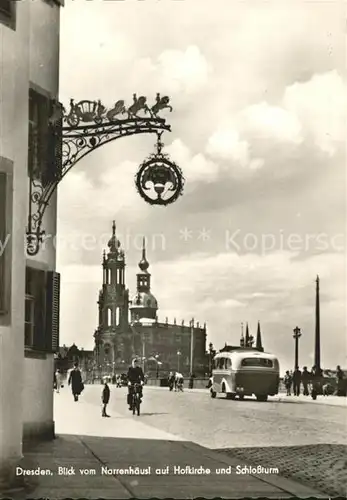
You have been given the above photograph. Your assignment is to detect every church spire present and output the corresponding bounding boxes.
[240,322,245,347]
[256,321,263,351]
[136,237,151,292]
[138,237,149,273]
[245,322,250,346]
[107,220,120,253]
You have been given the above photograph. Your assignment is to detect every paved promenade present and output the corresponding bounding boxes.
[8,389,327,499]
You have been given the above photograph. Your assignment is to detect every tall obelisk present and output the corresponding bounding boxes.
[314,275,321,370]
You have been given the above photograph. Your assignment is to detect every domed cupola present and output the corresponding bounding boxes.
[130,238,158,321]
[138,251,149,273]
[107,220,121,255]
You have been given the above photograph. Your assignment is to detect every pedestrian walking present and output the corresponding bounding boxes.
[168,371,175,391]
[283,370,292,396]
[292,368,301,396]
[175,372,184,392]
[336,365,346,396]
[68,362,84,402]
[310,365,323,398]
[102,379,110,417]
[55,369,63,393]
[189,373,195,389]
[301,366,310,396]
[206,375,213,389]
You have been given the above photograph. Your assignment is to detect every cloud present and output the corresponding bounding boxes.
[240,102,303,144]
[206,128,250,165]
[126,46,211,98]
[166,139,219,185]
[202,70,345,181]
[283,70,347,156]
[157,46,211,94]
[58,160,151,225]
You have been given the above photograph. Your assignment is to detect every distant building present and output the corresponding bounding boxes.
[219,322,265,353]
[55,343,94,379]
[93,222,207,377]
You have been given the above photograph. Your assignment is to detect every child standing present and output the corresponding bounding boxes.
[102,379,110,417]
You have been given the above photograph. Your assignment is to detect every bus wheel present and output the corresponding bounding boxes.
[256,395,268,402]
[226,393,236,400]
[210,390,217,399]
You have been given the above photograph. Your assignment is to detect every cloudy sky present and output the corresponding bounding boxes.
[57,0,346,372]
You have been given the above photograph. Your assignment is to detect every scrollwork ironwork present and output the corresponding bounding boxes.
[26,94,180,256]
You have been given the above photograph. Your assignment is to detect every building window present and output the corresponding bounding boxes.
[25,267,60,352]
[28,89,63,186]
[25,295,35,347]
[25,267,45,350]
[107,308,112,327]
[0,0,16,29]
[115,307,120,326]
[0,0,10,16]
[28,89,50,182]
[0,165,12,322]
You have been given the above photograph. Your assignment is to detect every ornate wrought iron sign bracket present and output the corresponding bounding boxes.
[27,94,185,256]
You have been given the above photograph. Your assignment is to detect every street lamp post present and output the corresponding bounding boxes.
[293,326,302,370]
[155,354,160,378]
[177,350,181,372]
[208,342,214,375]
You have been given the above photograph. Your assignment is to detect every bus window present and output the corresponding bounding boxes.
[226,358,232,369]
[214,358,225,369]
[241,358,273,367]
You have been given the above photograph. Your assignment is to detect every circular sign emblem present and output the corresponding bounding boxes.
[135,154,184,206]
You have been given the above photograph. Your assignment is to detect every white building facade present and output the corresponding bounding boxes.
[0,0,62,488]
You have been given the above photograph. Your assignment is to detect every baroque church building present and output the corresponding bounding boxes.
[93,222,207,377]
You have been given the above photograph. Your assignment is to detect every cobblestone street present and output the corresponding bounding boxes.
[216,444,347,497]
[82,385,347,449]
[79,384,346,496]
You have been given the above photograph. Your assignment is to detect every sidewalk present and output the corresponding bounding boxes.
[146,386,347,407]
[9,390,326,499]
[273,393,347,407]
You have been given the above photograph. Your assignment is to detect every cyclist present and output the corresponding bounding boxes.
[127,358,145,410]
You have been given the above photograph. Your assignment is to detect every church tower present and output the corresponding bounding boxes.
[94,221,131,372]
[130,238,158,321]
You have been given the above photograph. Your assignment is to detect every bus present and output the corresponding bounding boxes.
[211,349,280,401]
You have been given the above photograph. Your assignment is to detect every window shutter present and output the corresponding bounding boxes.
[33,269,46,350]
[28,90,40,180]
[44,100,63,185]
[39,95,50,186]
[0,173,6,312]
[46,271,60,352]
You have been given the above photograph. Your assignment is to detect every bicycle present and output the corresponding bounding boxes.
[130,383,142,416]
